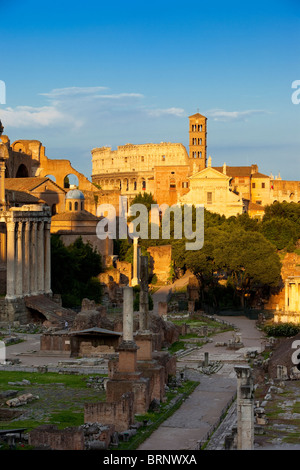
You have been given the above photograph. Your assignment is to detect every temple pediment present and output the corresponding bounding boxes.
[189,166,230,181]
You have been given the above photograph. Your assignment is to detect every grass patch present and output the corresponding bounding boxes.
[292,402,300,414]
[48,410,84,429]
[0,419,44,432]
[168,341,186,354]
[0,371,107,432]
[0,371,106,390]
[282,432,300,444]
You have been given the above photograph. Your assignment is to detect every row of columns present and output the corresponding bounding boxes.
[6,219,51,299]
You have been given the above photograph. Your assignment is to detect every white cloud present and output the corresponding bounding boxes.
[94,93,144,100]
[146,107,186,118]
[0,105,81,128]
[0,86,184,131]
[205,108,271,122]
[40,86,108,98]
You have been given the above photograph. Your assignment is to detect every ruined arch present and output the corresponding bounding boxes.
[64,173,79,189]
[16,164,29,178]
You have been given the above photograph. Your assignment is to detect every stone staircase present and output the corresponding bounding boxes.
[25,295,77,328]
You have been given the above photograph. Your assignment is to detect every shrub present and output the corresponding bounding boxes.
[264,323,300,337]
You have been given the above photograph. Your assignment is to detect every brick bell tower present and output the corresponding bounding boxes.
[189,112,207,173]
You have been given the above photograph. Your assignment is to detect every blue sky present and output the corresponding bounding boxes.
[1,0,300,180]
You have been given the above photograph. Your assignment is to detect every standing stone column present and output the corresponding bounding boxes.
[30,222,38,295]
[0,232,6,263]
[44,221,51,294]
[6,222,16,299]
[122,286,134,343]
[285,280,290,312]
[23,221,31,296]
[132,237,140,286]
[118,286,138,374]
[139,255,149,331]
[234,365,254,450]
[0,160,5,208]
[15,222,23,297]
[37,221,45,293]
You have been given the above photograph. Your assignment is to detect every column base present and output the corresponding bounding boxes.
[5,295,17,301]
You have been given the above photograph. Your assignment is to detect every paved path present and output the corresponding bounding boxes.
[138,373,236,450]
[138,315,264,450]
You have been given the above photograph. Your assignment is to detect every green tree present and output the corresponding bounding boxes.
[184,228,282,309]
[51,235,102,307]
[130,192,157,212]
[260,217,299,250]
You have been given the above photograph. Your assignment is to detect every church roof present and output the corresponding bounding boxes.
[66,189,85,200]
[189,113,207,119]
[5,177,66,193]
[5,189,40,204]
[248,201,265,211]
[251,172,269,179]
[51,210,99,222]
[213,166,255,177]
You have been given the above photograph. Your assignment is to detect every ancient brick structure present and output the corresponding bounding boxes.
[29,425,85,450]
[84,393,135,433]
[147,245,172,284]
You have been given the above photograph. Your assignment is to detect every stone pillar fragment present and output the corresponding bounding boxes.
[234,365,254,450]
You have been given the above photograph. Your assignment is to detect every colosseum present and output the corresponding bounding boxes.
[91,113,208,205]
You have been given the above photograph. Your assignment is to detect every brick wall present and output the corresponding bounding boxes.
[29,425,85,450]
[84,392,134,432]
